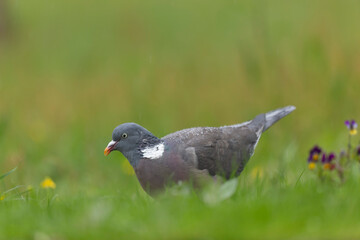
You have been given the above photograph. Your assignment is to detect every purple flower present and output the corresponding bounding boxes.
[321,153,335,163]
[345,120,358,135]
[308,145,322,162]
[322,153,336,170]
[339,150,346,159]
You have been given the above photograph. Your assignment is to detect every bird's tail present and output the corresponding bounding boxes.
[263,105,296,132]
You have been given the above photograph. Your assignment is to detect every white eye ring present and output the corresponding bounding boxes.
[122,133,128,138]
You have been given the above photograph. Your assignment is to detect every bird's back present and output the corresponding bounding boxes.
[162,122,261,178]
[161,105,296,178]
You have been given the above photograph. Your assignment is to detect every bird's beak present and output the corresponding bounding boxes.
[104,140,117,156]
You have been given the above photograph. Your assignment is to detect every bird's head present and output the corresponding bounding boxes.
[104,123,160,165]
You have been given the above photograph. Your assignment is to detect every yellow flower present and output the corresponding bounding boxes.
[121,160,135,175]
[323,163,331,170]
[40,177,56,189]
[308,162,316,170]
[251,166,264,180]
[312,153,319,161]
[350,129,357,136]
[345,120,358,135]
[0,195,4,201]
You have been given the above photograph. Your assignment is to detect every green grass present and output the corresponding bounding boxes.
[2,166,360,239]
[1,0,360,239]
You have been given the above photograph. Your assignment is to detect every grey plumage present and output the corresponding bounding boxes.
[104,106,295,195]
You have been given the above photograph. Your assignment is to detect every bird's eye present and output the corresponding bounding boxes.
[122,133,128,139]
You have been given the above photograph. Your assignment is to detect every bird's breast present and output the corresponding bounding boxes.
[134,153,190,194]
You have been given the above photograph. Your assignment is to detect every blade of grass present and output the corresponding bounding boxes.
[295,168,306,187]
[0,167,17,181]
[3,185,25,194]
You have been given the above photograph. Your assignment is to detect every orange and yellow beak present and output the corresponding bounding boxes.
[104,140,117,156]
[104,147,111,156]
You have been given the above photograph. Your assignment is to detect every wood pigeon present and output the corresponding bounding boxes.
[104,106,295,195]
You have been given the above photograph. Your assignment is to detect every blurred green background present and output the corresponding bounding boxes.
[1,0,360,239]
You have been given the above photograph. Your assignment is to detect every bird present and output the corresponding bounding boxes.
[104,106,295,195]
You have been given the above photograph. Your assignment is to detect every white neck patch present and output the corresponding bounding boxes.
[141,143,165,159]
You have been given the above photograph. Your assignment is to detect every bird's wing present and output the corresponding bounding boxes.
[162,116,264,179]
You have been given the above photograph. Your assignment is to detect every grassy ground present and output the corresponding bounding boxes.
[1,0,360,239]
